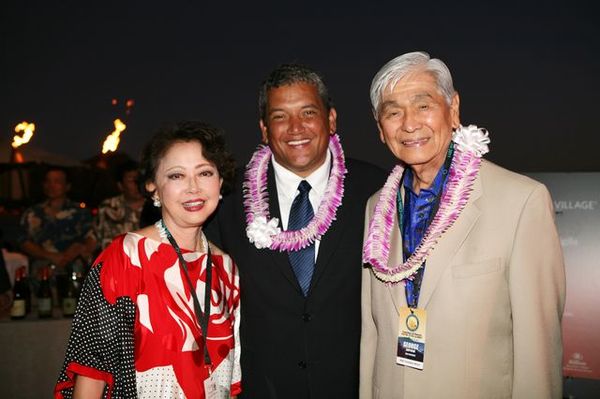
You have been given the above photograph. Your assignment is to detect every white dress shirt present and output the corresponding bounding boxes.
[272,150,331,259]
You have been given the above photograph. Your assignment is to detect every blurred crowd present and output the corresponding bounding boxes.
[0,160,159,312]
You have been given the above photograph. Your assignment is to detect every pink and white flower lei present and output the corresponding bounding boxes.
[243,134,347,251]
[362,124,490,283]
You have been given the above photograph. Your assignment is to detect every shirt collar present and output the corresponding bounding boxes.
[272,150,331,200]
[42,198,73,210]
[403,164,446,198]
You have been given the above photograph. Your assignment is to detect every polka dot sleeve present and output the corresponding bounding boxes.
[54,263,137,399]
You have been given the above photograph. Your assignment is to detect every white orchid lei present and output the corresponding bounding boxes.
[362,124,490,283]
[243,134,347,251]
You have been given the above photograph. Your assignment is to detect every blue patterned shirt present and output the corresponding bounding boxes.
[400,166,447,308]
[19,199,94,254]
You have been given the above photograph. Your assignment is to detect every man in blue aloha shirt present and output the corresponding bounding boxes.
[19,166,96,277]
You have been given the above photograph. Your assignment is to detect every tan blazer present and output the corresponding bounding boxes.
[360,160,565,399]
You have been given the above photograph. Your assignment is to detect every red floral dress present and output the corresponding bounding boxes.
[55,233,241,398]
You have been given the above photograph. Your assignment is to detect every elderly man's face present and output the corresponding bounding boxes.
[260,82,337,177]
[377,70,459,175]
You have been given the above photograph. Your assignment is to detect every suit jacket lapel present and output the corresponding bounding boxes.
[418,175,483,308]
[266,164,304,294]
[386,175,483,310]
[308,193,346,294]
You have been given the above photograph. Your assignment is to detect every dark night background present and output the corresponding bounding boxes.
[2,0,599,173]
[1,3,600,396]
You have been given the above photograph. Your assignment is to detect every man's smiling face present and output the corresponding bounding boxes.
[260,82,337,177]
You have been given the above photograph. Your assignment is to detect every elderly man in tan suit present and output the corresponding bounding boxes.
[360,51,565,399]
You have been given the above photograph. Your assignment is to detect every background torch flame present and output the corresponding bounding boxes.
[102,118,126,154]
[12,122,35,149]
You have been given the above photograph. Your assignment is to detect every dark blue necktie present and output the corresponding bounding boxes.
[288,180,315,296]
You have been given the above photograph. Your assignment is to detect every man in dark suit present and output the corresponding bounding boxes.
[206,64,385,398]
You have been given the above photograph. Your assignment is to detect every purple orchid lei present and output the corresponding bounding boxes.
[362,125,490,283]
[243,134,347,251]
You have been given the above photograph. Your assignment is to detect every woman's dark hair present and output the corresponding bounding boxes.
[139,121,235,196]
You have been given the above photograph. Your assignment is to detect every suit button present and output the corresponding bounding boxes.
[298,361,307,369]
[302,313,312,322]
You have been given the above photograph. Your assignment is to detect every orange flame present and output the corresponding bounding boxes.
[101,119,126,154]
[12,122,35,149]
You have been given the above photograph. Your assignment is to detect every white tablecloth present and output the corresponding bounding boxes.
[2,249,29,286]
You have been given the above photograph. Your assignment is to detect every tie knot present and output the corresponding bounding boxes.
[298,180,311,195]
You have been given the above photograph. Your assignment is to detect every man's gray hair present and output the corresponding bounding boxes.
[370,51,455,118]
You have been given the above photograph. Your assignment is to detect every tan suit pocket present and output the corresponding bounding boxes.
[451,258,501,279]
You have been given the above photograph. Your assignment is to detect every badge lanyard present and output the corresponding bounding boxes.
[398,143,454,309]
[161,220,213,368]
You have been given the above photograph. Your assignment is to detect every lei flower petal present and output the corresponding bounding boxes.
[362,124,489,283]
[452,124,490,157]
[246,216,281,249]
[243,134,347,251]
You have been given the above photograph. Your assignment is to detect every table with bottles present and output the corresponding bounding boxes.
[0,266,84,399]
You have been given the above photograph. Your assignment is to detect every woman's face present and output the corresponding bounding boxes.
[146,140,222,232]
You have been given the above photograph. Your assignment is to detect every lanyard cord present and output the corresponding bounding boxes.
[161,220,212,367]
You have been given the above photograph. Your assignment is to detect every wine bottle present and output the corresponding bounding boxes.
[37,266,53,318]
[61,272,78,317]
[10,266,28,320]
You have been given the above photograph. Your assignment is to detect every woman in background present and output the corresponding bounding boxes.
[55,121,240,398]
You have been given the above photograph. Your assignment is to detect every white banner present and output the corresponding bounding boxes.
[528,172,600,380]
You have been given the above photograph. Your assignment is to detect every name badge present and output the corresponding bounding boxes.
[397,307,426,370]
[204,372,218,399]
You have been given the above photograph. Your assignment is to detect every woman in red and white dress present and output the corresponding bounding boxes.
[55,121,240,399]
